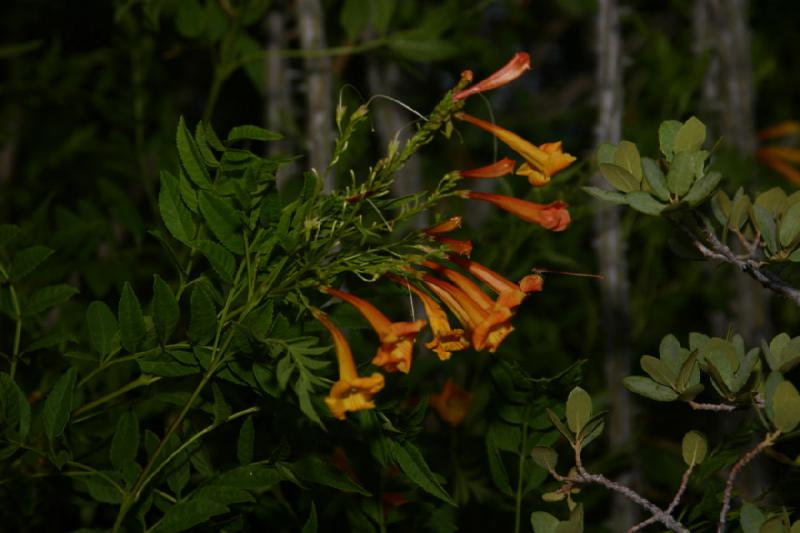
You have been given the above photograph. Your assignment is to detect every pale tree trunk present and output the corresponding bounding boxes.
[592,0,638,528]
[264,8,296,178]
[296,0,334,192]
[696,0,770,503]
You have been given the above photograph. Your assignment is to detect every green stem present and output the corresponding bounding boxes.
[77,343,191,388]
[112,264,244,532]
[514,406,531,533]
[8,284,22,379]
[73,374,162,418]
[203,67,226,124]
[139,406,259,494]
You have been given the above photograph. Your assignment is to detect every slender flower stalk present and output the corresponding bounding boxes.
[323,287,426,373]
[459,158,517,179]
[387,274,469,361]
[311,308,385,420]
[422,274,513,352]
[456,112,576,186]
[453,52,532,101]
[465,191,571,231]
[429,378,473,426]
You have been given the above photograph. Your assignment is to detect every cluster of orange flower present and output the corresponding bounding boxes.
[758,120,800,186]
[312,53,576,424]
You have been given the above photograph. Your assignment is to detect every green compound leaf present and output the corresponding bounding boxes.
[152,276,179,343]
[188,287,217,344]
[151,498,229,533]
[566,386,592,434]
[23,284,78,316]
[10,245,53,282]
[159,170,196,245]
[43,367,77,440]
[390,439,455,506]
[86,301,117,357]
[177,116,211,189]
[623,376,679,401]
[227,124,283,142]
[681,430,708,466]
[195,239,235,284]
[198,191,245,255]
[118,282,146,353]
[110,411,140,472]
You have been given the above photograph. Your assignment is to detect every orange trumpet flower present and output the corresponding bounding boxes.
[429,235,472,257]
[388,274,469,361]
[323,287,426,374]
[424,216,463,235]
[430,378,473,427]
[456,112,575,186]
[422,274,513,353]
[465,191,570,232]
[453,52,532,101]
[459,158,517,179]
[312,308,385,420]
[447,255,544,311]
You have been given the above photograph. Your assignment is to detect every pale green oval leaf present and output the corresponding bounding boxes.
[674,116,706,153]
[623,376,679,401]
[566,386,592,434]
[681,430,708,466]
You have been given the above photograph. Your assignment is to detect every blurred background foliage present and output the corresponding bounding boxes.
[1,0,799,530]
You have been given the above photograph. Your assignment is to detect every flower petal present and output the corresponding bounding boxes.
[453,52,531,101]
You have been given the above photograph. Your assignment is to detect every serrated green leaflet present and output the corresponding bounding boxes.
[188,287,216,344]
[177,117,211,189]
[198,191,244,254]
[227,124,283,142]
[152,276,179,343]
[195,239,235,283]
[110,411,140,472]
[159,171,196,245]
[119,282,146,353]
[43,367,77,439]
[10,245,53,282]
[86,301,117,357]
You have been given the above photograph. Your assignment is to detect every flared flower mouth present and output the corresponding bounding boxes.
[453,52,531,101]
[312,308,386,420]
[430,378,473,427]
[456,113,576,186]
[465,191,571,232]
[422,274,513,353]
[387,274,469,361]
[323,287,426,373]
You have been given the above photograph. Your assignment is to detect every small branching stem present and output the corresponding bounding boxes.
[628,465,693,532]
[688,400,737,411]
[678,215,800,306]
[553,445,690,533]
[717,432,779,533]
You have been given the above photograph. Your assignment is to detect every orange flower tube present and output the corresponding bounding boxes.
[447,255,543,311]
[424,216,462,235]
[459,158,517,179]
[387,274,469,361]
[453,52,532,101]
[323,287,426,374]
[429,235,473,257]
[465,191,571,232]
[422,275,512,353]
[312,308,385,420]
[456,113,575,186]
